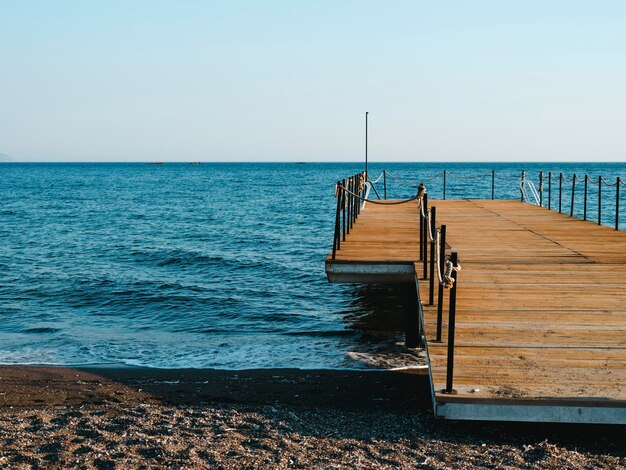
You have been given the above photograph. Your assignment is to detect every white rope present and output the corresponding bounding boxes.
[426,209,435,242]
[361,182,371,209]
[442,256,461,288]
[336,183,420,205]
[368,172,385,184]
[434,229,443,284]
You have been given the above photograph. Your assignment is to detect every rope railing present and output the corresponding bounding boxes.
[332,176,463,393]
[416,190,461,394]
[331,167,623,393]
[530,171,623,230]
[338,169,624,232]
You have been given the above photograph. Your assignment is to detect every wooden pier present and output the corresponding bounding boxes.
[326,178,626,424]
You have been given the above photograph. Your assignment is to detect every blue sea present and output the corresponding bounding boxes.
[1,162,624,369]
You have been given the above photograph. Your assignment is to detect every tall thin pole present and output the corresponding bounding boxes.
[445,252,459,394]
[583,175,589,220]
[616,177,620,230]
[598,176,602,225]
[365,112,368,178]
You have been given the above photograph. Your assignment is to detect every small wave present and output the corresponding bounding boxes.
[346,350,427,370]
[23,327,60,334]
[285,330,356,338]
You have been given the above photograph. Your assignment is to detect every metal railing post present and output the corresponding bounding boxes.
[332,182,342,259]
[583,175,589,220]
[491,170,495,200]
[356,174,361,217]
[598,176,602,225]
[443,170,447,200]
[436,225,446,342]
[539,171,543,207]
[616,177,621,230]
[570,174,576,217]
[383,170,387,200]
[559,173,563,213]
[341,179,346,241]
[418,196,423,261]
[429,207,436,305]
[444,251,459,394]
[548,171,552,210]
[521,170,525,202]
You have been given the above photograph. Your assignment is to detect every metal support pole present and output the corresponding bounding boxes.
[444,252,459,394]
[491,170,495,200]
[443,170,447,200]
[436,225,446,342]
[429,207,436,306]
[583,175,589,220]
[422,194,428,279]
[404,282,420,348]
[559,173,563,213]
[548,171,552,210]
[570,174,576,217]
[521,170,525,202]
[598,176,602,225]
[356,174,361,217]
[332,182,342,259]
[418,196,423,261]
[383,170,387,200]
[616,178,621,230]
[349,177,354,229]
[539,171,543,207]
[341,179,346,241]
[365,112,368,178]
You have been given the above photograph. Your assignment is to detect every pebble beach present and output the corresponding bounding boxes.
[0,366,623,469]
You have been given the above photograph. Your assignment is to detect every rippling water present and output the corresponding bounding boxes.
[0,162,624,368]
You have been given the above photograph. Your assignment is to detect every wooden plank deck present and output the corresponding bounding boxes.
[325,199,626,423]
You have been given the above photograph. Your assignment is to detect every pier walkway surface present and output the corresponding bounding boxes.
[326,197,626,424]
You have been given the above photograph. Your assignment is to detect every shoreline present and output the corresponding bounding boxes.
[0,365,428,411]
[0,366,623,468]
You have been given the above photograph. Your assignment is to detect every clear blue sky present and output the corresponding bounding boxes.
[1,1,625,162]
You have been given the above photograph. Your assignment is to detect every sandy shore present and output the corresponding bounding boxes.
[0,366,623,468]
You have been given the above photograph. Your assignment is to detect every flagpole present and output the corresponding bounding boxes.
[365,111,368,177]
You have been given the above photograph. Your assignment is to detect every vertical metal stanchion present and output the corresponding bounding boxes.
[570,174,576,217]
[348,176,354,228]
[521,170,525,202]
[436,225,446,342]
[583,175,589,220]
[341,179,346,241]
[539,171,543,207]
[357,174,361,217]
[598,176,602,225]
[428,207,436,306]
[383,170,387,200]
[559,173,563,213]
[422,194,428,279]
[616,178,621,230]
[444,252,459,394]
[443,170,447,200]
[332,182,342,259]
[548,171,552,210]
[418,195,423,261]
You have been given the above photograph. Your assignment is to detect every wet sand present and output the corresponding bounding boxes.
[0,366,623,468]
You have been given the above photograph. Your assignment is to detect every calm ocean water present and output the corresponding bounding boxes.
[1,162,624,369]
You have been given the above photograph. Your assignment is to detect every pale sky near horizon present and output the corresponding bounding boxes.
[1,1,625,162]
